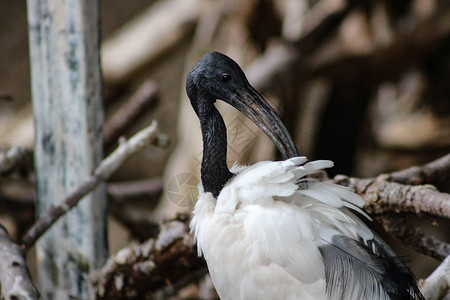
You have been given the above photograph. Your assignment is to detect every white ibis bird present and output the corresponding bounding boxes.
[186,51,424,300]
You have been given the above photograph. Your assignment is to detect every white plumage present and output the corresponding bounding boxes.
[191,157,374,300]
[186,51,423,300]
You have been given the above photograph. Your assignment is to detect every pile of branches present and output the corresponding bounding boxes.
[0,0,449,299]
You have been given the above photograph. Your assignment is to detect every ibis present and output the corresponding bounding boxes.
[186,51,424,300]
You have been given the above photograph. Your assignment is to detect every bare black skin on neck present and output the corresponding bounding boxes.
[187,81,233,197]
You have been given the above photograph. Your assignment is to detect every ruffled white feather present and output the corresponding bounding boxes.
[190,157,374,300]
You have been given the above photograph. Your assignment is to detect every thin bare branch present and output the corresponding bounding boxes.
[92,215,206,300]
[104,80,159,147]
[377,215,450,260]
[21,121,167,251]
[388,153,450,187]
[334,154,450,259]
[0,225,39,299]
[0,177,163,208]
[335,175,450,218]
[419,255,450,300]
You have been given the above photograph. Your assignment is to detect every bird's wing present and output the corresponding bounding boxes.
[220,157,423,300]
[288,159,424,299]
[319,233,424,300]
[287,159,423,299]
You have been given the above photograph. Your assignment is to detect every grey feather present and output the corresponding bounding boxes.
[319,235,424,300]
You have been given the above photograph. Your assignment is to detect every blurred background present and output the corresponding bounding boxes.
[0,0,449,297]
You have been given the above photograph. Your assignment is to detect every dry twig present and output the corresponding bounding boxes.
[21,121,167,251]
[108,177,163,202]
[334,175,450,218]
[104,80,159,147]
[334,154,450,260]
[0,225,39,300]
[377,215,450,261]
[0,177,163,207]
[92,215,206,300]
[388,153,450,187]
[419,255,450,300]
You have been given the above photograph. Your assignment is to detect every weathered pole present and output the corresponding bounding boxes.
[27,1,107,299]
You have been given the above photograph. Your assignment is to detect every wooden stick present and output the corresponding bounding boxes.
[21,121,166,251]
[107,178,163,202]
[377,215,450,260]
[334,174,450,218]
[104,80,159,147]
[419,255,450,300]
[388,153,450,187]
[0,225,39,299]
[92,215,206,300]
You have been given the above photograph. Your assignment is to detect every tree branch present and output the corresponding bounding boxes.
[108,178,163,202]
[0,225,39,300]
[376,214,450,261]
[92,215,206,300]
[104,80,159,147]
[388,153,450,187]
[334,175,450,218]
[334,154,450,260]
[419,255,450,300]
[0,177,163,207]
[20,121,168,251]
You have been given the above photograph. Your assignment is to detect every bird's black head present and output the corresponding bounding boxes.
[186,52,299,159]
[186,52,249,115]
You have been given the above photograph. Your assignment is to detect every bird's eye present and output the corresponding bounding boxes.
[221,73,231,82]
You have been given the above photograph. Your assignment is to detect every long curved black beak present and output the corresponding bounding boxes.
[227,84,299,159]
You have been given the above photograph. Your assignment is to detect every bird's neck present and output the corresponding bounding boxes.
[198,103,234,198]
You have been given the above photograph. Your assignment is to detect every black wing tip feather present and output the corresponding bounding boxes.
[320,235,424,300]
[370,235,425,300]
[380,254,423,300]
